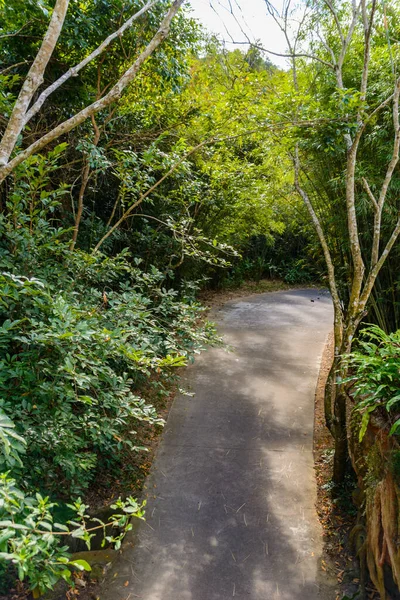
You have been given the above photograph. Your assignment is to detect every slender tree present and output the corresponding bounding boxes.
[0,0,184,185]
[263,0,400,484]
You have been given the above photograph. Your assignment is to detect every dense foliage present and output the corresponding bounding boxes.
[0,143,218,593]
[346,325,400,440]
[1,1,309,592]
[3,0,400,595]
[0,473,143,595]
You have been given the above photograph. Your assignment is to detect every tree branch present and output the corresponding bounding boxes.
[0,61,28,76]
[324,0,344,44]
[0,0,184,185]
[23,0,160,126]
[92,138,210,253]
[0,21,35,40]
[361,177,378,212]
[360,212,400,307]
[336,0,362,88]
[294,148,343,336]
[359,0,376,117]
[0,0,69,167]
[228,41,335,69]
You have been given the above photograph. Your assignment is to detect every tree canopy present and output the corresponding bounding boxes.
[2,0,400,596]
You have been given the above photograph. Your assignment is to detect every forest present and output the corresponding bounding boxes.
[1,0,400,598]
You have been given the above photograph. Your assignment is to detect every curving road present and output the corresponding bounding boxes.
[100,288,334,600]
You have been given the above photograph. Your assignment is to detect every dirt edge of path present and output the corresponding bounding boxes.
[198,278,311,309]
[313,332,380,600]
[314,331,341,599]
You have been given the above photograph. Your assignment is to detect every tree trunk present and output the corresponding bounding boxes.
[324,365,336,435]
[0,0,70,167]
[70,161,91,251]
[0,0,184,185]
[324,348,350,487]
[70,116,100,250]
[333,387,350,486]
[330,317,361,486]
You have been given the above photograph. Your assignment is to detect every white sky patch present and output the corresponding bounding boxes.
[187,0,291,68]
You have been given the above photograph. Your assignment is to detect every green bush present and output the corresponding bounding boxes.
[0,473,144,595]
[0,150,219,593]
[0,152,218,497]
[346,325,400,440]
[0,262,216,496]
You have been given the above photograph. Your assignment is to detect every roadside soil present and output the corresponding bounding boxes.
[313,333,379,600]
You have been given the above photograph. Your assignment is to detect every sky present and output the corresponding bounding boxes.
[187,0,290,68]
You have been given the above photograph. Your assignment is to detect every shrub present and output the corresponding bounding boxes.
[0,473,144,596]
[0,262,216,496]
[346,325,400,440]
[0,150,219,593]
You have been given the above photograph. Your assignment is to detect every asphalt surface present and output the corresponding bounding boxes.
[100,288,334,600]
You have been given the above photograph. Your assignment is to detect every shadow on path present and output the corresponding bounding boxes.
[99,288,334,600]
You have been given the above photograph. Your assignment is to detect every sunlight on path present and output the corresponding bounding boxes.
[100,289,334,600]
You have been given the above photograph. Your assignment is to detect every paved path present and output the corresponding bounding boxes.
[101,289,334,600]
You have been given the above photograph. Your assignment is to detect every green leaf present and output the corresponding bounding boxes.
[359,406,376,442]
[69,559,91,572]
[54,523,70,532]
[386,395,400,411]
[70,527,85,538]
[390,419,400,436]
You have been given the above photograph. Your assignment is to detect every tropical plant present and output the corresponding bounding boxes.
[346,325,400,440]
[0,473,144,596]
